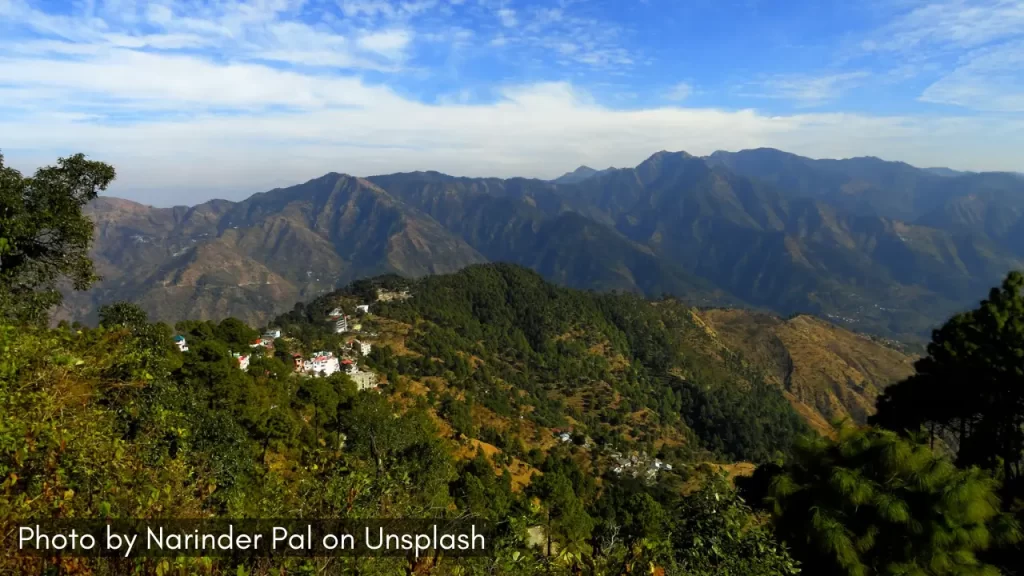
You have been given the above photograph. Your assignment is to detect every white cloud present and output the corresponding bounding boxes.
[356,29,413,60]
[665,82,692,101]
[866,0,1024,53]
[744,72,870,105]
[920,40,1024,111]
[0,49,402,109]
[858,1,1024,112]
[497,8,517,28]
[1,0,409,71]
[2,0,1022,209]
[2,56,1021,207]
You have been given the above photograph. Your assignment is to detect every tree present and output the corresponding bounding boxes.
[872,271,1024,490]
[99,301,149,331]
[673,474,798,576]
[214,317,259,349]
[766,426,1018,576]
[0,152,115,324]
[530,471,594,560]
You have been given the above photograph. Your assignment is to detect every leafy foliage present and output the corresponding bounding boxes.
[0,152,115,324]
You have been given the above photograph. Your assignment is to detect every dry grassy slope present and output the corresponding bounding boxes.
[61,177,486,325]
[695,309,916,433]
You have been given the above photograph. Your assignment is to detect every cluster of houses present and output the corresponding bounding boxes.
[609,451,672,479]
[551,429,673,480]
[170,316,378,390]
[291,348,377,391]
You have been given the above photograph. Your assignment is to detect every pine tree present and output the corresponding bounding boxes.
[872,271,1024,491]
[767,426,1019,575]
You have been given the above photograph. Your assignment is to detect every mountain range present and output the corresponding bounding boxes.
[61,148,1024,340]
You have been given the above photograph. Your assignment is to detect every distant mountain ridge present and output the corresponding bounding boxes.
[551,165,616,184]
[67,148,1024,340]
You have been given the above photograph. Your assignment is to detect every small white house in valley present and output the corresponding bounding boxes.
[264,328,282,339]
[355,304,370,314]
[232,352,250,371]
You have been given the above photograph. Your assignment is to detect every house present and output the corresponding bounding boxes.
[341,359,357,374]
[301,352,340,377]
[352,340,372,356]
[349,370,378,391]
[328,307,343,317]
[292,353,304,372]
[327,312,348,334]
[558,432,572,443]
[232,352,250,371]
[334,317,349,333]
[355,304,370,314]
[172,335,188,352]
[263,328,282,339]
[250,336,274,349]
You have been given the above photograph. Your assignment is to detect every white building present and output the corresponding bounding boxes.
[350,370,378,391]
[250,336,274,349]
[173,335,188,352]
[328,313,348,333]
[302,353,340,377]
[335,317,348,333]
[352,339,372,356]
[233,352,250,371]
[264,328,282,339]
[355,304,370,314]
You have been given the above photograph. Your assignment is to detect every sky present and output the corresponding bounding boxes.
[1,0,1022,206]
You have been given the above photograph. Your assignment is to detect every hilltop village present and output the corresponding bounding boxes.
[168,289,414,391]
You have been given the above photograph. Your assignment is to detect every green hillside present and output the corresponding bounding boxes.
[6,152,1023,576]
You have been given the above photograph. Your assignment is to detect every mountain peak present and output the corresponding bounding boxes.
[552,165,613,185]
[642,150,694,162]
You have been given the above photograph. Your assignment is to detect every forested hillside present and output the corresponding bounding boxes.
[5,153,1024,576]
[278,264,809,464]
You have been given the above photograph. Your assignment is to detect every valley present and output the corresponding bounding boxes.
[64,148,1024,342]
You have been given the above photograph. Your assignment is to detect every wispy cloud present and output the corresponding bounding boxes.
[742,72,870,106]
[497,7,517,28]
[665,82,693,102]
[862,0,1024,54]
[919,40,1024,111]
[857,0,1024,111]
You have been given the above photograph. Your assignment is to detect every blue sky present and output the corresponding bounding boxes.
[0,0,1022,206]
